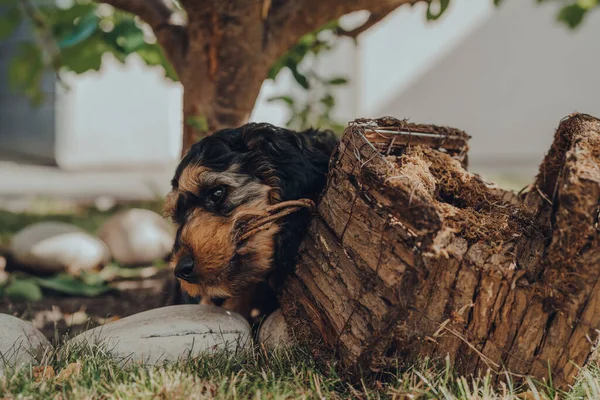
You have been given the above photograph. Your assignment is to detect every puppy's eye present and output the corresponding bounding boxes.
[207,186,226,204]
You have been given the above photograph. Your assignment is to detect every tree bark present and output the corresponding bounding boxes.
[101,0,424,155]
[281,114,600,389]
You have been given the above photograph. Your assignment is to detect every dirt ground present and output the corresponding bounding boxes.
[0,270,180,341]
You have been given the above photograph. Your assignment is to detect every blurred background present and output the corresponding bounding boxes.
[0,0,598,336]
[2,0,599,203]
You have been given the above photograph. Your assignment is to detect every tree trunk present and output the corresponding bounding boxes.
[281,114,600,389]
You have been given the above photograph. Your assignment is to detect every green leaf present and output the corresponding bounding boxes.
[5,279,43,302]
[327,77,348,86]
[267,95,295,105]
[426,0,451,20]
[297,32,317,47]
[80,271,106,286]
[267,58,285,80]
[60,34,108,73]
[186,115,209,133]
[577,0,598,10]
[0,5,21,40]
[58,10,99,48]
[8,42,45,105]
[318,19,341,32]
[136,43,179,81]
[320,94,334,108]
[44,3,96,27]
[290,67,310,89]
[104,19,145,54]
[557,4,587,28]
[268,19,339,80]
[35,274,113,297]
[493,0,503,5]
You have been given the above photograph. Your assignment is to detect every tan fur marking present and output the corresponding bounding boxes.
[178,165,208,193]
[184,208,233,274]
[172,182,279,300]
[179,280,203,298]
[163,190,177,218]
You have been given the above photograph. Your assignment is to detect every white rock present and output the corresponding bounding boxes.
[94,195,117,212]
[0,256,7,285]
[98,208,174,267]
[70,305,251,365]
[10,222,111,274]
[259,309,292,350]
[0,314,51,375]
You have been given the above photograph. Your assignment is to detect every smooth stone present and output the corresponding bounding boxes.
[259,309,292,350]
[0,314,51,375]
[10,222,111,274]
[70,305,251,365]
[98,208,174,267]
[94,195,117,212]
[0,256,7,285]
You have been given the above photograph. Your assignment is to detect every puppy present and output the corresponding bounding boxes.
[164,123,337,319]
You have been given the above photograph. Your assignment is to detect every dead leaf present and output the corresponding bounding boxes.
[56,362,82,383]
[33,365,55,382]
[63,307,89,327]
[93,315,120,325]
[32,306,63,330]
[517,392,537,400]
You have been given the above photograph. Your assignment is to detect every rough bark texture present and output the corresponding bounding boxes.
[281,114,600,389]
[101,0,425,154]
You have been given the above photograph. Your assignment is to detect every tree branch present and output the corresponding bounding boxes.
[336,4,401,39]
[100,0,177,28]
[99,0,188,74]
[270,0,425,51]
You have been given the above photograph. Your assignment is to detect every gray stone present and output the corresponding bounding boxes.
[0,314,51,375]
[98,208,174,267]
[71,305,251,365]
[10,222,111,274]
[259,309,292,350]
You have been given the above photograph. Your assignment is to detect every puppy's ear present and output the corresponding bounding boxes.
[241,123,332,202]
[163,189,178,220]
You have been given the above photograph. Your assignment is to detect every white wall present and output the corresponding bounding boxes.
[251,1,494,129]
[55,53,182,170]
[374,0,600,179]
[358,0,493,115]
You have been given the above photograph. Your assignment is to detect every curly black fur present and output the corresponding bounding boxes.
[171,123,338,305]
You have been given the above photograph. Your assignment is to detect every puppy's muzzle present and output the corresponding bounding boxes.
[174,255,196,283]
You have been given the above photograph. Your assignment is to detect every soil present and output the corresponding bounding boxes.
[0,270,180,341]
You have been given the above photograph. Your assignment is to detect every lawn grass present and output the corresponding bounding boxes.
[2,339,598,399]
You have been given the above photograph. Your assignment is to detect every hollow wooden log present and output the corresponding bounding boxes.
[280,114,600,389]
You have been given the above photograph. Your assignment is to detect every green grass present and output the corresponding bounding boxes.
[3,340,599,399]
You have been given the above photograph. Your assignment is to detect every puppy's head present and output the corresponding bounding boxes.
[165,123,336,300]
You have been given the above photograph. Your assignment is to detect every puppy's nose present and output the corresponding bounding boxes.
[174,255,196,282]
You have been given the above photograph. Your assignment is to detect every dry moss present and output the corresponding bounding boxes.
[385,147,534,245]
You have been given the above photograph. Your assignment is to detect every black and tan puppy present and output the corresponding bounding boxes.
[164,123,337,319]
